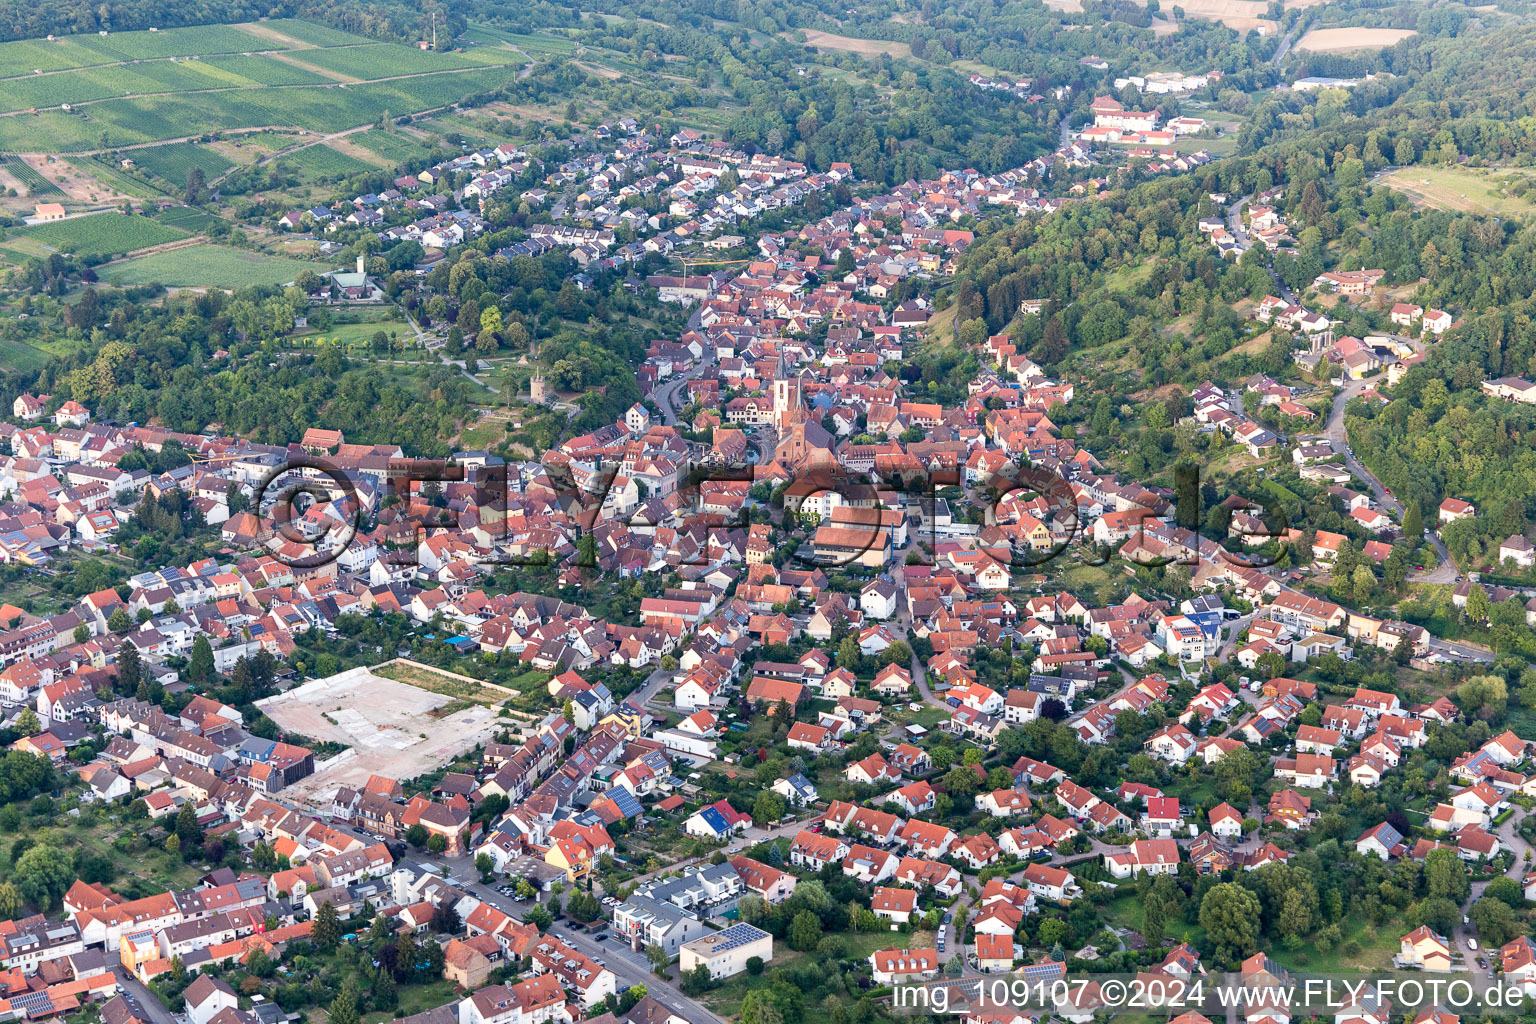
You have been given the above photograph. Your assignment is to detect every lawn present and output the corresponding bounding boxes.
[1102,889,1209,948]
[363,978,457,1024]
[292,314,413,349]
[1381,166,1536,219]
[1270,916,1403,973]
[104,244,313,288]
[18,211,186,256]
[457,419,506,449]
[373,660,512,706]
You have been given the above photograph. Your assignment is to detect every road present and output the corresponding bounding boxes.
[910,648,951,709]
[1455,809,1533,976]
[652,362,706,427]
[110,966,180,1024]
[1325,377,1459,584]
[426,855,729,1024]
[1227,194,1296,302]
[1271,18,1309,65]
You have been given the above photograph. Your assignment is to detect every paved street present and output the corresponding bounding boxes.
[110,967,180,1024]
[435,857,729,1024]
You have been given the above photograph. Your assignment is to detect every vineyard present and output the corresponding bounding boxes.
[274,143,373,181]
[103,243,315,288]
[17,210,186,256]
[351,128,428,165]
[130,142,234,183]
[0,66,514,152]
[0,19,519,153]
[0,154,60,195]
[284,41,520,79]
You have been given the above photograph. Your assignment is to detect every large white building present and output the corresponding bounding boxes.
[678,923,773,981]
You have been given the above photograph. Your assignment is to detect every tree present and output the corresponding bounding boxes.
[1457,676,1508,719]
[1198,883,1262,958]
[175,800,203,850]
[393,927,420,980]
[1038,917,1069,948]
[13,710,39,737]
[107,607,132,633]
[1465,583,1492,623]
[567,889,601,923]
[13,845,74,912]
[475,852,493,879]
[1142,895,1166,946]
[117,641,141,691]
[1470,896,1520,947]
[313,900,341,950]
[1485,876,1523,909]
[0,882,19,919]
[752,790,787,825]
[405,824,428,848]
[1424,848,1472,904]
[788,909,822,951]
[188,635,214,684]
[74,623,90,644]
[740,991,784,1024]
[328,979,360,1024]
[431,900,460,933]
[185,166,206,205]
[644,943,670,975]
[426,832,448,854]
[1402,503,1423,540]
[681,962,714,995]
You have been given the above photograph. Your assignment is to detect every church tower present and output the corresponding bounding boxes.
[773,376,804,432]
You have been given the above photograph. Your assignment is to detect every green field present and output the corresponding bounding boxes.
[277,143,373,180]
[103,243,314,287]
[18,211,186,255]
[464,25,578,55]
[0,15,517,153]
[0,337,52,371]
[156,206,223,231]
[129,142,234,182]
[287,41,520,78]
[0,55,333,114]
[351,128,429,165]
[0,25,282,78]
[252,19,377,48]
[293,314,412,348]
[1381,165,1536,218]
[0,63,516,151]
